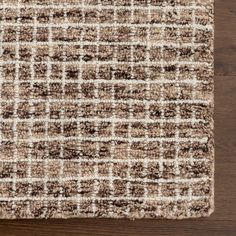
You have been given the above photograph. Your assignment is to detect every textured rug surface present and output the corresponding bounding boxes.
[0,0,214,219]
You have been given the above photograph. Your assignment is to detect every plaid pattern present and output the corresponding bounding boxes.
[0,0,214,219]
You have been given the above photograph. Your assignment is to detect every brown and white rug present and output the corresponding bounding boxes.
[0,0,214,219]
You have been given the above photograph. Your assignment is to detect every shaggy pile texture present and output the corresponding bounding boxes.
[0,0,214,219]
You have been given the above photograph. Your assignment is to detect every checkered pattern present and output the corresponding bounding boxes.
[0,0,214,219]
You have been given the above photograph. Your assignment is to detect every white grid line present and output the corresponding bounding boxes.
[0,136,209,143]
[0,158,212,164]
[0,4,210,11]
[42,2,53,217]
[2,41,210,47]
[0,79,211,85]
[0,117,208,124]
[0,60,212,66]
[26,0,37,217]
[187,0,197,218]
[172,1,181,216]
[157,1,167,216]
[91,0,101,215]
[11,0,21,218]
[126,0,135,216]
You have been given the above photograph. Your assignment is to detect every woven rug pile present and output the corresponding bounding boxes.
[0,0,214,219]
